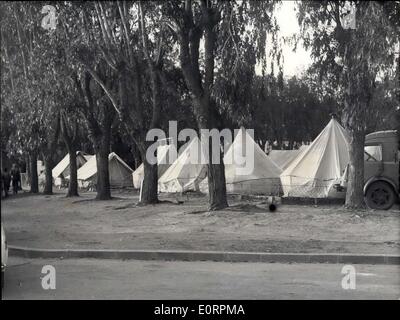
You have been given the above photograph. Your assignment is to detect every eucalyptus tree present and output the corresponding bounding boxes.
[62,1,178,204]
[50,45,85,198]
[0,1,52,193]
[51,2,119,200]
[70,70,117,200]
[52,66,85,198]
[162,0,279,210]
[298,1,399,209]
[29,31,62,195]
[60,105,83,197]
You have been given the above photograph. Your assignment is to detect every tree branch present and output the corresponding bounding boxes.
[117,0,133,64]
[81,62,122,117]
[138,1,152,63]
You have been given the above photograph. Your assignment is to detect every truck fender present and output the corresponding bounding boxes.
[363,176,399,196]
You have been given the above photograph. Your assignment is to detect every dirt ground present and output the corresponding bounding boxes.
[1,189,399,254]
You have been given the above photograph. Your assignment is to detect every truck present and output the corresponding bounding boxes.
[362,130,399,210]
[337,130,399,209]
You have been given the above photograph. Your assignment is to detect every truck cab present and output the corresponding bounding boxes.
[363,130,399,210]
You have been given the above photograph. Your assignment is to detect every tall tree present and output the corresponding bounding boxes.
[0,2,52,193]
[298,1,399,209]
[60,110,81,197]
[64,1,178,204]
[163,0,278,210]
[71,70,117,200]
[54,2,118,200]
[30,32,62,195]
[52,43,84,197]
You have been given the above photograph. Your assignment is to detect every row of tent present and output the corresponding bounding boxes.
[134,117,350,198]
[51,152,133,188]
[51,117,350,198]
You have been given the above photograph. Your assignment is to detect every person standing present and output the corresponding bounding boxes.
[11,164,21,195]
[2,168,11,198]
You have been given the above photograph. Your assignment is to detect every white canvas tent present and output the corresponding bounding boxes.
[158,137,207,193]
[200,128,283,195]
[132,144,176,189]
[74,152,133,188]
[52,151,90,186]
[268,145,308,171]
[280,118,350,198]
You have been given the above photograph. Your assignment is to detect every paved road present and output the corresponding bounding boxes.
[2,257,399,299]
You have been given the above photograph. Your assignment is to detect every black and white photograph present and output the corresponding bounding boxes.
[0,0,399,307]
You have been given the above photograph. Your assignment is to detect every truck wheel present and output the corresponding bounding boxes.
[365,181,396,210]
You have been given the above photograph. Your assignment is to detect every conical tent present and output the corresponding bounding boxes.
[74,152,133,188]
[200,128,283,195]
[52,151,90,186]
[132,144,176,189]
[280,118,350,198]
[268,145,308,171]
[158,137,207,193]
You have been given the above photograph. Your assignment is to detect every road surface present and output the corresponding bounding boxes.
[2,257,399,299]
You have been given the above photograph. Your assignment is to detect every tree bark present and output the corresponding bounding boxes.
[207,162,228,211]
[43,155,53,195]
[345,130,366,209]
[61,114,79,197]
[30,152,39,193]
[138,66,162,204]
[67,148,79,197]
[202,122,228,210]
[41,113,60,196]
[140,148,159,204]
[342,53,371,210]
[95,148,111,200]
[25,154,31,186]
[194,98,228,211]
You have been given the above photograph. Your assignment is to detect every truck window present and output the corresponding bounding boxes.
[364,145,382,161]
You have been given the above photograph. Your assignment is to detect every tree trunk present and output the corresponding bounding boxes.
[198,112,228,211]
[30,152,39,193]
[95,147,111,200]
[60,114,79,197]
[345,130,366,209]
[26,154,31,185]
[176,7,228,211]
[140,150,159,204]
[341,33,372,210]
[67,149,79,197]
[43,156,53,195]
[207,162,228,211]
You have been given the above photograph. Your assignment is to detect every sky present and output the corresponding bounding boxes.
[257,0,312,77]
[276,1,312,76]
